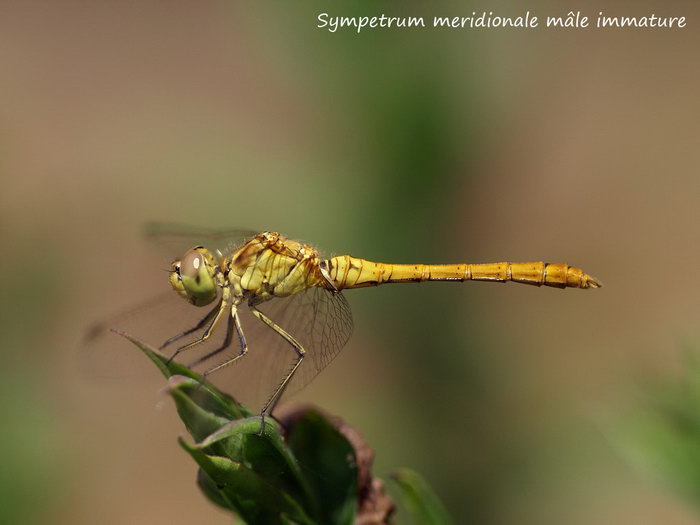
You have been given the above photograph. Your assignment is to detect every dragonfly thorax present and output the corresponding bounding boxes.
[226,232,324,301]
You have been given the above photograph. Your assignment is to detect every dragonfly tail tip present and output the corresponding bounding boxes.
[585,275,603,289]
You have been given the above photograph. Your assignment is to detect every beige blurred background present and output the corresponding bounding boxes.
[1,1,699,524]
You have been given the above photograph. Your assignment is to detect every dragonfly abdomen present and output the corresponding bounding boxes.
[325,256,601,290]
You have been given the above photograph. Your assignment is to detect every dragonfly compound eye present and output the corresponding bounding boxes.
[169,248,218,307]
[181,250,204,279]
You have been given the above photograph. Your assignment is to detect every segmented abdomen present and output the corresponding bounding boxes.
[324,256,601,290]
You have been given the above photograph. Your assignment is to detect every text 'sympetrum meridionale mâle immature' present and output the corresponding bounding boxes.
[88,225,601,423]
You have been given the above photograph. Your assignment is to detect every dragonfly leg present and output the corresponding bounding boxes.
[160,299,221,351]
[194,308,248,372]
[250,305,306,434]
[168,287,231,364]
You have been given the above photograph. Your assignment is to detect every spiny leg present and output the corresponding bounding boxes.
[194,307,248,373]
[250,305,306,435]
[189,311,234,370]
[168,287,231,364]
[160,299,221,350]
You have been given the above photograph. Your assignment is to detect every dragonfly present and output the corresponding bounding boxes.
[88,226,601,422]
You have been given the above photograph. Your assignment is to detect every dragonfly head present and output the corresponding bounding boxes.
[169,247,218,306]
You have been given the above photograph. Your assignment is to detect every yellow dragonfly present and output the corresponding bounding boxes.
[89,226,601,420]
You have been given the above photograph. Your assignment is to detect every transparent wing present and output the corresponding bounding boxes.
[83,279,354,412]
[184,287,354,411]
[254,287,354,401]
[143,222,258,262]
[81,224,256,381]
[80,281,219,382]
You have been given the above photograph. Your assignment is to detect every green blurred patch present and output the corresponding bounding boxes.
[0,233,67,525]
[613,349,700,510]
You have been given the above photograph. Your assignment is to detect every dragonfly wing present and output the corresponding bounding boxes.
[143,222,258,262]
[80,286,214,381]
[257,286,354,400]
[83,279,354,413]
[189,287,354,411]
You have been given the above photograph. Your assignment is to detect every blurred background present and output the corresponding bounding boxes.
[1,1,699,523]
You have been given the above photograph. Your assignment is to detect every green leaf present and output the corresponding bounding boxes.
[113,330,250,420]
[165,375,246,460]
[285,409,358,525]
[392,468,454,525]
[196,469,235,511]
[180,437,316,525]
[192,412,316,514]
[163,375,317,515]
[118,332,368,524]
